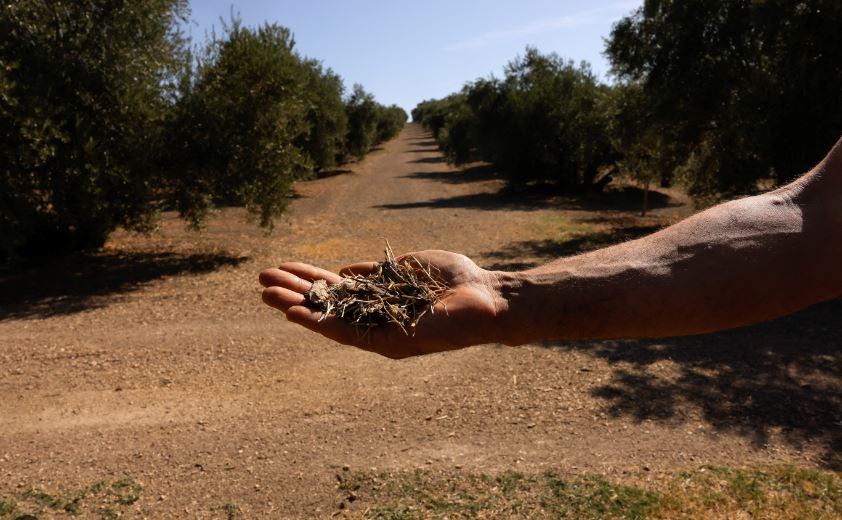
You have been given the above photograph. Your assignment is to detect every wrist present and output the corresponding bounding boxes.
[487,269,553,345]
[488,260,633,344]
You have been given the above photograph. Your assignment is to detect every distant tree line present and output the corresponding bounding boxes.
[413,51,616,193]
[414,0,842,207]
[0,0,406,259]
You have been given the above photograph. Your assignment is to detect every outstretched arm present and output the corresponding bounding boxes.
[260,137,842,357]
[496,137,842,344]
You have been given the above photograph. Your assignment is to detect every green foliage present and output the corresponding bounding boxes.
[419,3,841,203]
[601,82,684,213]
[412,97,459,139]
[343,85,405,159]
[168,20,310,228]
[415,49,616,191]
[1,4,397,258]
[344,84,380,158]
[606,0,842,199]
[376,104,409,144]
[413,94,474,163]
[167,18,402,229]
[0,0,189,257]
[297,60,348,171]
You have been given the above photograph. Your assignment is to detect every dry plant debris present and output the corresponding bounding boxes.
[304,242,449,335]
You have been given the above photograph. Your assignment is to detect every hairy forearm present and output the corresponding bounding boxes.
[493,140,842,345]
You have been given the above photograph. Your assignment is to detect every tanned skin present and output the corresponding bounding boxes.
[259,137,842,359]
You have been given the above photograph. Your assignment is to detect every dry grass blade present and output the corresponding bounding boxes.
[303,242,450,335]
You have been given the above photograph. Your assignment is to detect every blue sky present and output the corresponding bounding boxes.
[184,1,642,116]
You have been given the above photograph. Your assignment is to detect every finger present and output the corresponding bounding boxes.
[259,268,282,287]
[259,268,313,293]
[284,305,360,345]
[339,261,379,276]
[278,262,342,284]
[262,286,307,311]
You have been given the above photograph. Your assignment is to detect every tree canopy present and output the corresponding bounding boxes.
[0,3,405,259]
[415,49,616,191]
[606,0,842,197]
[0,0,189,256]
[417,2,841,205]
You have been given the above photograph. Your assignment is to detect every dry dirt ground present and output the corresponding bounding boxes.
[1,123,840,518]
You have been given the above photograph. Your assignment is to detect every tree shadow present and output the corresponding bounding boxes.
[375,183,679,212]
[316,168,353,179]
[408,156,446,164]
[401,164,501,184]
[540,299,842,469]
[563,186,679,212]
[482,215,841,467]
[408,139,437,147]
[375,190,553,211]
[481,225,663,271]
[0,251,248,320]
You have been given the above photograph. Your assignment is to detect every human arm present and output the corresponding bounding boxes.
[260,137,842,356]
[496,137,842,344]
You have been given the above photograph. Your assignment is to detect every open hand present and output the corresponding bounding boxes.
[259,250,504,358]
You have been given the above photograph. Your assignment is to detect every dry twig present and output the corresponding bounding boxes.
[304,242,449,335]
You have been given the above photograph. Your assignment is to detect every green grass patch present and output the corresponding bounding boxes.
[219,502,242,519]
[1,477,143,519]
[340,465,841,519]
[0,501,16,516]
[532,215,598,241]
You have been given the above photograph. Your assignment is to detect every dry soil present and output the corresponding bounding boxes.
[1,123,840,518]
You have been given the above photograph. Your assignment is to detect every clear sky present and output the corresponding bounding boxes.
[184,1,642,116]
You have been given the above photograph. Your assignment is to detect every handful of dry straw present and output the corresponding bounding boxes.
[304,242,449,335]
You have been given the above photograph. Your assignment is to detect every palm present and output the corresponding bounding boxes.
[259,250,500,358]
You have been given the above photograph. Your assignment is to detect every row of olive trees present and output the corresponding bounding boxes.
[413,49,617,192]
[166,19,406,230]
[345,85,408,159]
[415,1,842,206]
[0,1,406,259]
[606,0,842,201]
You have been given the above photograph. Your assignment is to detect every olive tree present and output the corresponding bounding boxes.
[0,0,188,257]
[606,0,842,199]
[167,21,310,229]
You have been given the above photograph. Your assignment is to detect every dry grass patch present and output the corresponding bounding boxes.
[336,465,841,519]
[0,478,142,519]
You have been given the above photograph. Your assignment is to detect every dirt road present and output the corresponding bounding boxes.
[1,124,839,518]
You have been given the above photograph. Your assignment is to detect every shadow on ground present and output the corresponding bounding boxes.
[547,300,842,469]
[0,251,248,320]
[408,156,447,165]
[315,168,353,179]
[407,139,437,147]
[401,164,500,184]
[484,221,841,469]
[482,225,663,271]
[377,184,679,212]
